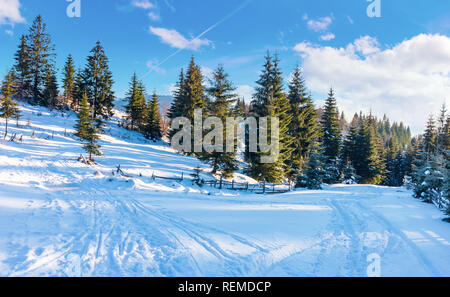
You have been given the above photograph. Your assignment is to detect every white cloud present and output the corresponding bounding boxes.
[148,11,160,21]
[293,34,450,132]
[320,33,335,41]
[236,85,254,103]
[306,16,333,32]
[146,59,166,74]
[5,29,13,36]
[0,0,25,26]
[132,0,160,21]
[200,66,214,80]
[132,0,154,9]
[149,26,211,50]
[352,35,379,55]
[347,16,354,24]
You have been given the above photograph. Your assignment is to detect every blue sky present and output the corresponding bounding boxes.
[0,0,449,133]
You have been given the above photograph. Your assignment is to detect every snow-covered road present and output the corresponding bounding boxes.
[1,183,449,276]
[0,104,449,276]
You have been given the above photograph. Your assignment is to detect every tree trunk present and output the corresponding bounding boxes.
[4,118,8,139]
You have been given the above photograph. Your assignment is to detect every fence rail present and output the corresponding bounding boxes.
[114,164,291,195]
[205,177,291,194]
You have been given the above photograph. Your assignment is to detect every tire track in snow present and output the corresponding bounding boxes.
[354,201,441,277]
[326,199,367,276]
[128,198,268,275]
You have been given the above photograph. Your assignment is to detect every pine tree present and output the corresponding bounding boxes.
[247,53,293,183]
[125,73,146,130]
[185,57,206,119]
[234,97,246,117]
[183,57,207,154]
[0,71,21,138]
[384,139,405,186]
[43,68,59,110]
[354,117,385,184]
[444,116,450,151]
[13,35,31,100]
[436,103,448,152]
[84,41,115,124]
[199,65,238,178]
[144,92,162,141]
[72,69,85,110]
[74,93,101,161]
[342,160,359,184]
[168,69,187,140]
[303,152,324,189]
[26,15,56,106]
[287,66,320,181]
[62,54,75,108]
[342,123,359,168]
[423,115,437,156]
[412,155,444,203]
[320,88,342,183]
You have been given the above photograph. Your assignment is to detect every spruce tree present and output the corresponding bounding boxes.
[184,57,206,119]
[436,103,448,152]
[184,57,207,154]
[320,88,342,183]
[342,123,359,167]
[43,68,59,110]
[199,65,238,177]
[74,93,101,161]
[72,69,85,110]
[13,35,31,100]
[384,139,405,186]
[168,69,187,140]
[62,54,75,108]
[303,151,324,189]
[234,97,246,117]
[342,160,359,184]
[354,117,385,184]
[26,15,56,106]
[125,73,146,130]
[247,53,293,183]
[84,41,115,124]
[1,71,21,138]
[144,92,162,141]
[423,115,437,156]
[287,66,320,180]
[444,116,450,151]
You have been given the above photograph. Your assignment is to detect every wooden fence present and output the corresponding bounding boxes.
[204,177,291,194]
[114,165,291,195]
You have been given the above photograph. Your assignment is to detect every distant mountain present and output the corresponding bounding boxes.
[115,95,174,116]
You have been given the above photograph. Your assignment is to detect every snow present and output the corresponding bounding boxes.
[0,103,449,276]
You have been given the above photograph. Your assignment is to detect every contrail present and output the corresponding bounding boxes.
[142,0,253,79]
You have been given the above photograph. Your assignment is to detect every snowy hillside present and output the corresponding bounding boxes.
[0,103,449,277]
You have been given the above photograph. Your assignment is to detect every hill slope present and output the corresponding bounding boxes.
[0,103,449,276]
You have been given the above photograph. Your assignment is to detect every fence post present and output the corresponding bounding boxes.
[246,182,249,191]
[219,175,223,189]
[263,180,266,194]
[181,172,184,181]
[232,180,235,190]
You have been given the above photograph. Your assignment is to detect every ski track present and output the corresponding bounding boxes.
[1,103,449,276]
